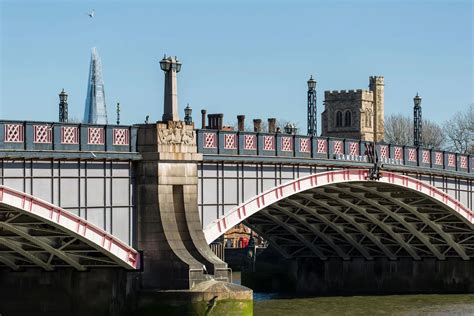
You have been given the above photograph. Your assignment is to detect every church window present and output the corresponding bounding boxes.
[344,110,351,127]
[336,111,343,127]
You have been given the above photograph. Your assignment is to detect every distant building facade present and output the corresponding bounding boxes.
[321,76,384,142]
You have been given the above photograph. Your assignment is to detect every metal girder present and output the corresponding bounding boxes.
[0,237,53,271]
[0,222,86,271]
[244,221,291,259]
[260,209,328,259]
[270,204,350,259]
[319,187,430,260]
[0,254,20,270]
[346,183,470,260]
[288,196,379,260]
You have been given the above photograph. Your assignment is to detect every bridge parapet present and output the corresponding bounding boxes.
[0,120,138,154]
[196,129,472,174]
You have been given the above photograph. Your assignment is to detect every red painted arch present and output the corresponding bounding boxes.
[203,169,474,243]
[0,185,139,269]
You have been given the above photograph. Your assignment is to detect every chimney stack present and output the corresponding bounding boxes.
[237,115,245,132]
[208,114,224,130]
[268,118,276,133]
[201,109,207,129]
[253,119,262,133]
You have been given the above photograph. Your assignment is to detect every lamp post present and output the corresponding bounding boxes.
[307,75,317,136]
[59,89,68,123]
[184,103,193,125]
[160,55,182,122]
[413,93,422,147]
[116,102,121,125]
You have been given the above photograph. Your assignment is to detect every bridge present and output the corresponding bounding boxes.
[194,128,473,294]
[0,69,472,313]
[0,116,472,306]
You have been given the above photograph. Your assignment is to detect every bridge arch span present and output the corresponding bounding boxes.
[0,185,139,270]
[204,169,474,260]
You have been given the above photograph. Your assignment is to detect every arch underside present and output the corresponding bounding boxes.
[244,182,474,260]
[0,186,138,271]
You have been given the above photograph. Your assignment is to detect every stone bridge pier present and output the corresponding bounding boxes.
[135,121,252,314]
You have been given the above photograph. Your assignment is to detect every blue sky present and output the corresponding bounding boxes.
[1,0,472,132]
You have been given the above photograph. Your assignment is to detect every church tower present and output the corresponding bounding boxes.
[369,76,384,142]
[321,76,385,142]
[83,47,108,124]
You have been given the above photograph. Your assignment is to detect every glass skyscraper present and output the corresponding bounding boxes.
[83,47,108,124]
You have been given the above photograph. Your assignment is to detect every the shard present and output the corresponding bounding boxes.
[83,47,108,124]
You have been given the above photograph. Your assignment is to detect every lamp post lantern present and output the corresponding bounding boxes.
[284,123,297,135]
[184,103,193,125]
[160,55,182,122]
[59,89,68,123]
[307,75,317,136]
[413,93,422,147]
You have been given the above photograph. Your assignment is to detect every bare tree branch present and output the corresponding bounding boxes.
[384,113,446,149]
[443,104,474,154]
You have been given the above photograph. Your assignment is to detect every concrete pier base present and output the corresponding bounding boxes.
[137,280,253,315]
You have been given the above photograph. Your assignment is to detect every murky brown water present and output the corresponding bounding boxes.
[253,293,474,316]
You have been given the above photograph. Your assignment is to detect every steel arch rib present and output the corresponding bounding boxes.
[0,255,19,270]
[259,209,328,259]
[270,204,350,259]
[0,222,87,271]
[0,185,139,270]
[0,236,53,270]
[203,169,474,247]
[311,189,424,260]
[324,186,439,260]
[288,193,386,260]
[346,183,470,260]
[244,222,291,259]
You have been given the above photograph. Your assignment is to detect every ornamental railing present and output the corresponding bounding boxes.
[196,129,472,174]
[0,120,137,153]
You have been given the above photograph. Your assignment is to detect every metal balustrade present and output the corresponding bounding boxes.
[0,120,138,154]
[196,129,472,174]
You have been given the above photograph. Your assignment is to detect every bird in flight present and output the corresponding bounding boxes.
[86,9,95,18]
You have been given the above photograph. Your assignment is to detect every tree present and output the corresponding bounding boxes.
[443,104,474,154]
[384,114,412,146]
[422,120,446,149]
[384,113,446,149]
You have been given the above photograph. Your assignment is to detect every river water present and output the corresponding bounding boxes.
[233,272,474,315]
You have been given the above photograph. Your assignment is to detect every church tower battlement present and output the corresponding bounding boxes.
[321,76,384,142]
